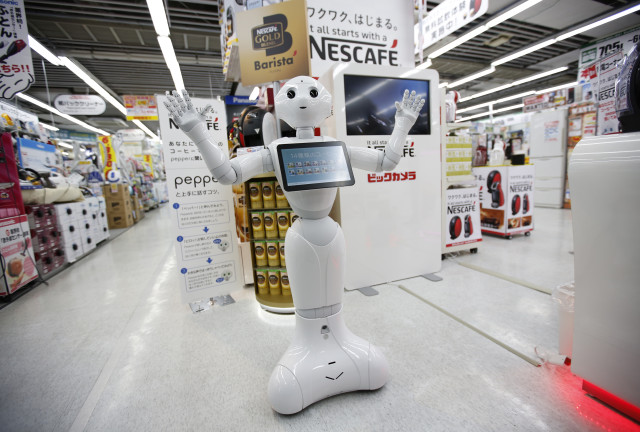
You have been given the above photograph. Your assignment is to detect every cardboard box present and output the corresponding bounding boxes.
[25,204,57,229]
[0,215,38,296]
[102,183,130,202]
[108,212,134,229]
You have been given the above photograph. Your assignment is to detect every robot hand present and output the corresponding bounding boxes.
[394,90,425,133]
[164,90,210,134]
[164,90,238,184]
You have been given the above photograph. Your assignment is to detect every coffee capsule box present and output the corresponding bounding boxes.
[263,211,278,239]
[256,270,268,295]
[275,181,289,208]
[254,241,267,267]
[281,271,291,296]
[268,270,281,295]
[277,211,290,239]
[262,181,276,209]
[248,182,263,209]
[279,241,286,267]
[266,241,280,267]
[251,212,265,239]
[290,211,299,225]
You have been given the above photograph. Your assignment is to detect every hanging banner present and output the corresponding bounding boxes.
[308,0,414,77]
[523,88,574,113]
[98,135,117,180]
[596,50,624,135]
[123,95,159,121]
[143,154,154,178]
[157,94,245,303]
[237,0,310,86]
[577,26,640,104]
[55,129,98,143]
[54,94,106,115]
[414,0,488,53]
[0,0,34,100]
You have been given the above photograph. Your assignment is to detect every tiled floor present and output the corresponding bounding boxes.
[0,205,638,431]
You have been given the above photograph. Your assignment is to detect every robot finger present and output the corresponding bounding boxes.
[401,89,409,105]
[163,101,176,116]
[202,104,212,115]
[405,90,416,108]
[417,99,425,112]
[173,90,188,112]
[411,96,423,110]
[182,89,194,111]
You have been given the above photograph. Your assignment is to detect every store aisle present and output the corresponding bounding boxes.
[0,206,637,432]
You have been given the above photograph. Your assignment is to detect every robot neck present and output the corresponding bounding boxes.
[296,126,315,140]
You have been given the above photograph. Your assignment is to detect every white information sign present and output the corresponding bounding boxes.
[0,0,33,99]
[307,0,414,77]
[54,94,106,115]
[157,95,244,303]
[414,0,488,53]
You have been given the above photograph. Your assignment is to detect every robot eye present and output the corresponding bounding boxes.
[310,89,318,98]
[287,89,296,99]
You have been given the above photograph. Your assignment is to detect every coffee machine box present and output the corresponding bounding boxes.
[0,215,38,296]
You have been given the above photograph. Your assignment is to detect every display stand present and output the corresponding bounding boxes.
[441,121,482,257]
[244,174,294,314]
[472,165,535,239]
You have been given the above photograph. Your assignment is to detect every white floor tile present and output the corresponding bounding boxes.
[0,205,637,432]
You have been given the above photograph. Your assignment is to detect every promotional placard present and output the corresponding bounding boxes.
[0,215,37,296]
[17,138,56,172]
[445,187,481,248]
[157,95,244,303]
[596,51,623,135]
[0,100,39,134]
[474,165,534,236]
[123,95,159,121]
[0,0,34,99]
[308,0,414,77]
[54,94,106,115]
[414,0,488,53]
[237,0,310,86]
[98,135,117,180]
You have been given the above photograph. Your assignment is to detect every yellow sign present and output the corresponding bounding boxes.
[123,95,158,121]
[237,0,310,86]
[99,135,116,178]
[143,154,154,178]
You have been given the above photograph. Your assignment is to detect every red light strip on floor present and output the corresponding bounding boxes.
[582,380,640,422]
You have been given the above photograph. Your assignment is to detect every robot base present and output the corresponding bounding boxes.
[268,306,389,414]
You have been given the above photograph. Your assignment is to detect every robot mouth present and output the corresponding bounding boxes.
[299,106,307,109]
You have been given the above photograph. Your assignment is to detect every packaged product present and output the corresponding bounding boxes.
[263,211,277,239]
[248,182,263,209]
[268,270,281,295]
[251,212,265,239]
[277,211,289,239]
[262,181,276,209]
[266,241,280,267]
[275,181,289,208]
[256,270,268,295]
[254,242,267,267]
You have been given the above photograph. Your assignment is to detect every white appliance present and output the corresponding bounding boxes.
[529,108,567,208]
[569,132,640,418]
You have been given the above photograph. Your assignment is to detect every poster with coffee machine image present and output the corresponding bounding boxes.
[445,187,482,248]
[474,165,534,237]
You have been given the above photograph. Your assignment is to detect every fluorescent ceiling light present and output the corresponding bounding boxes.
[457,90,535,114]
[459,66,569,102]
[426,0,542,60]
[158,36,185,93]
[439,82,449,89]
[449,66,496,88]
[57,141,74,149]
[456,103,524,122]
[557,4,640,41]
[399,59,432,78]
[28,35,62,66]
[132,119,159,140]
[492,39,556,66]
[249,86,260,100]
[535,81,578,94]
[39,122,59,131]
[17,93,110,135]
[146,0,171,37]
[58,56,127,115]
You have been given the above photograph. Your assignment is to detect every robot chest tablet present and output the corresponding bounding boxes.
[276,141,355,192]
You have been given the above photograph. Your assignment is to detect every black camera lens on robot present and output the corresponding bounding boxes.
[287,89,296,99]
[310,89,318,98]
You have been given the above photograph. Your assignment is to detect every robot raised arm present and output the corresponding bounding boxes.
[348,90,425,172]
[164,90,273,185]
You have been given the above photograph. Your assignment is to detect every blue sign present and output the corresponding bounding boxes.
[225,95,255,105]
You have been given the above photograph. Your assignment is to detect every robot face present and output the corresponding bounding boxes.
[275,76,332,129]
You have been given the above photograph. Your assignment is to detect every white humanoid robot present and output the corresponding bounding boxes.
[165,76,424,414]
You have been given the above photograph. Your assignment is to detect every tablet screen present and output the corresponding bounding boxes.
[277,141,355,191]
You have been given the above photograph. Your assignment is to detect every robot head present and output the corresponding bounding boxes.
[275,76,332,129]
